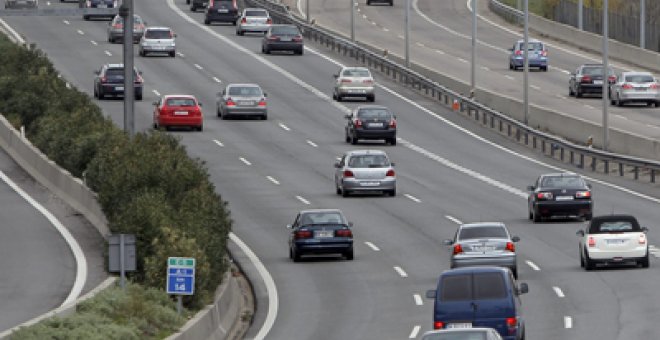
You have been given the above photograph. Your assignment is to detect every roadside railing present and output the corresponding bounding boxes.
[488,0,523,24]
[246,0,660,183]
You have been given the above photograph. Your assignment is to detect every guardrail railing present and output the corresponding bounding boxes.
[245,0,660,184]
[488,0,523,24]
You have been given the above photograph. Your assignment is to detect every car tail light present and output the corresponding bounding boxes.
[292,35,303,42]
[505,242,515,252]
[266,18,272,24]
[232,0,238,10]
[135,74,143,84]
[241,18,247,24]
[540,50,547,57]
[86,0,91,6]
[515,50,523,56]
[433,321,444,330]
[226,98,236,107]
[268,36,280,41]
[588,236,596,247]
[258,99,267,107]
[209,0,214,7]
[580,75,592,83]
[622,83,633,90]
[386,169,395,177]
[575,191,591,198]
[639,234,647,245]
[452,244,463,255]
[536,192,553,200]
[294,230,312,239]
[335,229,353,237]
[389,119,396,128]
[100,76,107,83]
[608,76,617,83]
[343,170,354,178]
[354,119,362,127]
[651,83,659,89]
[341,79,352,83]
[363,79,374,85]
[113,23,122,29]
[506,317,518,334]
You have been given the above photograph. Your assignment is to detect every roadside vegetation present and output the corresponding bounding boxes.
[0,32,232,337]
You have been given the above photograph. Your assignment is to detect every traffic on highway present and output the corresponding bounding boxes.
[2,0,660,339]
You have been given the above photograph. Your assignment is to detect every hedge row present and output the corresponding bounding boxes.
[0,33,231,310]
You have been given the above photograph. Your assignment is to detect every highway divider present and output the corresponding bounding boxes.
[248,0,660,182]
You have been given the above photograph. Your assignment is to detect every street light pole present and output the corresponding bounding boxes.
[470,0,476,94]
[306,0,310,23]
[602,0,609,151]
[405,0,410,67]
[120,0,134,137]
[350,0,355,41]
[523,0,529,125]
[578,0,583,30]
[640,0,645,49]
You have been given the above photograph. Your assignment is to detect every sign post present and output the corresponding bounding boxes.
[166,257,196,315]
[108,234,136,291]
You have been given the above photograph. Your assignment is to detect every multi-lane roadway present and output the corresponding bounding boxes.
[3,0,660,339]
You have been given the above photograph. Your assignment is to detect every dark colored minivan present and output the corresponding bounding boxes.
[204,0,239,25]
[426,267,528,340]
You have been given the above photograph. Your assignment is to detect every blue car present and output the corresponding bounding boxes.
[508,39,548,72]
[287,209,354,262]
[426,267,528,340]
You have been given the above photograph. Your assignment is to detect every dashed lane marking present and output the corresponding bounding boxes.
[565,316,573,329]
[526,260,541,271]
[213,139,224,147]
[212,77,222,83]
[445,215,462,224]
[306,140,318,147]
[278,123,290,131]
[404,194,421,203]
[77,29,84,35]
[239,157,252,166]
[553,286,565,298]
[364,241,380,251]
[266,176,280,185]
[413,294,423,306]
[104,50,112,56]
[295,195,310,205]
[394,266,408,278]
[152,89,160,96]
[409,326,421,339]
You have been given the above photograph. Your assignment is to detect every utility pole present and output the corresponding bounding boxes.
[640,0,645,49]
[405,0,410,67]
[120,0,134,137]
[578,0,583,30]
[306,0,310,23]
[523,0,529,125]
[470,0,476,94]
[350,0,355,41]
[602,0,609,151]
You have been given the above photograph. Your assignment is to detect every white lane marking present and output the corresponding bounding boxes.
[409,325,421,339]
[266,176,280,185]
[383,27,390,32]
[584,104,595,109]
[504,75,515,80]
[295,195,311,205]
[371,21,377,26]
[646,124,660,129]
[63,20,70,25]
[362,14,367,19]
[229,232,278,340]
[194,64,203,70]
[531,85,541,91]
[296,0,305,18]
[104,50,112,57]
[416,42,425,47]
[481,66,490,71]
[435,49,445,55]
[413,294,423,306]
[152,89,161,97]
[398,34,405,39]
[404,193,422,203]
[278,123,291,131]
[615,114,628,120]
[565,316,573,329]
[394,266,408,278]
[457,58,468,63]
[445,215,463,224]
[306,140,318,147]
[0,171,86,307]
[213,139,224,147]
[553,286,565,298]
[364,241,380,251]
[556,94,565,99]
[239,157,252,166]
[0,18,25,44]
[176,52,185,57]
[212,76,222,83]
[77,30,84,35]
[559,69,571,75]
[90,40,98,46]
[526,260,541,271]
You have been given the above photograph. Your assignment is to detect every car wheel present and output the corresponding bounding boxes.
[367,94,375,102]
[232,21,237,26]
[263,46,270,54]
[585,213,593,221]
[584,249,595,271]
[204,18,210,25]
[169,51,176,58]
[575,87,582,98]
[579,248,585,268]
[350,133,358,145]
[345,131,351,143]
[509,63,513,70]
[640,252,650,268]
[336,94,342,102]
[83,15,89,20]
[345,248,354,260]
[341,188,350,197]
[616,94,623,107]
[568,86,574,97]
[648,101,655,107]
[542,66,548,72]
[153,121,158,129]
[190,5,196,11]
[388,189,396,197]
[197,125,203,132]
[97,88,105,100]
[261,114,267,120]
[297,48,304,55]
[389,138,397,146]
[136,93,143,101]
[366,0,371,4]
[512,267,518,279]
[389,0,393,5]
[186,0,190,3]
[532,208,541,223]
[528,208,533,220]
[292,247,301,262]
[221,112,230,120]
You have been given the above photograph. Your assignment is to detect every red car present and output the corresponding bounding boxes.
[153,95,204,131]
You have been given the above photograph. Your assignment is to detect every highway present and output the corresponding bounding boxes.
[3,0,660,338]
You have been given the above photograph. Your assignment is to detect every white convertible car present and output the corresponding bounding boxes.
[577,215,649,270]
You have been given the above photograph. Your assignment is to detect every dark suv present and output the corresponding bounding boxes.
[204,0,239,25]
[186,0,208,12]
[344,105,397,145]
[93,63,144,100]
[569,64,616,98]
[81,0,118,21]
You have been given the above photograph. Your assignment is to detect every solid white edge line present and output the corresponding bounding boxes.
[404,193,421,203]
[553,286,565,298]
[278,123,291,131]
[229,232,278,340]
[0,18,25,44]
[0,171,86,307]
[394,266,408,277]
[266,176,280,185]
[239,157,252,166]
[564,316,573,329]
[306,140,318,147]
[364,241,380,251]
[295,195,310,205]
[413,294,423,306]
[525,260,541,271]
[176,52,185,57]
[213,139,224,147]
[409,325,421,338]
[445,215,463,224]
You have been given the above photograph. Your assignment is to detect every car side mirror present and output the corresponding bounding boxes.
[152,101,158,105]
[94,70,100,75]
[511,236,520,242]
[587,184,592,189]
[344,114,351,119]
[527,185,535,191]
[518,283,529,295]
[348,222,354,227]
[443,239,453,246]
[334,162,341,168]
[390,162,395,166]
[642,227,649,233]
[263,92,267,97]
[333,74,339,78]
[198,103,203,107]
[576,230,585,237]
[286,224,292,229]
[426,290,437,299]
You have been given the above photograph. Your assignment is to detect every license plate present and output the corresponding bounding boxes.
[555,196,574,201]
[349,89,366,94]
[315,230,333,238]
[281,37,292,42]
[360,181,380,187]
[367,123,384,128]
[239,101,254,106]
[635,87,647,91]
[607,239,625,245]
[174,111,189,115]
[593,80,603,85]
[446,323,472,329]
[218,8,229,13]
[472,246,495,252]
[115,86,124,91]
[98,4,108,8]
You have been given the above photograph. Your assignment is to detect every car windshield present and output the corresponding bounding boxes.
[540,176,584,188]
[518,42,543,51]
[357,108,391,120]
[422,332,488,340]
[272,26,299,35]
[145,29,172,39]
[246,10,267,16]
[228,86,262,96]
[343,69,371,77]
[348,154,389,168]
[459,226,508,240]
[166,98,196,107]
[624,75,654,83]
[300,212,345,225]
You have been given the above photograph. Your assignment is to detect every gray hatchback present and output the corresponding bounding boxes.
[216,84,268,120]
[444,222,520,278]
[334,150,396,197]
[262,24,304,55]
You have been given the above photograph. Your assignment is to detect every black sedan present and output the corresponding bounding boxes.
[262,24,304,55]
[344,105,397,145]
[287,209,354,262]
[568,63,616,98]
[527,173,593,222]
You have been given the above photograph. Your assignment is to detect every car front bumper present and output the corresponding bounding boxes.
[535,200,592,217]
[342,178,396,192]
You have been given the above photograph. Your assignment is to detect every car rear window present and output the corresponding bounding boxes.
[300,212,345,225]
[343,69,371,77]
[473,272,507,299]
[540,176,584,188]
[458,226,507,240]
[518,42,543,51]
[272,26,300,35]
[591,221,641,234]
[246,10,267,16]
[440,275,472,302]
[145,29,172,39]
[113,15,143,24]
[166,98,196,107]
[624,75,654,83]
[357,108,391,120]
[105,68,139,77]
[422,331,488,340]
[212,0,235,8]
[348,154,389,168]
[228,86,262,96]
[583,67,613,76]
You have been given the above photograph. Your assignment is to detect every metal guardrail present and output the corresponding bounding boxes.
[0,8,118,16]
[488,0,522,24]
[246,0,660,183]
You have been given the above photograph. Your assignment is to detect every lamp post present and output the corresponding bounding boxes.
[523,0,529,125]
[405,0,410,67]
[120,0,134,137]
[640,0,645,49]
[470,0,476,94]
[350,0,355,41]
[602,0,609,151]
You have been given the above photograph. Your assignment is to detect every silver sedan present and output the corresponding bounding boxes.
[236,8,272,35]
[609,71,660,107]
[334,150,396,197]
[444,222,520,278]
[216,84,268,120]
[333,66,375,102]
